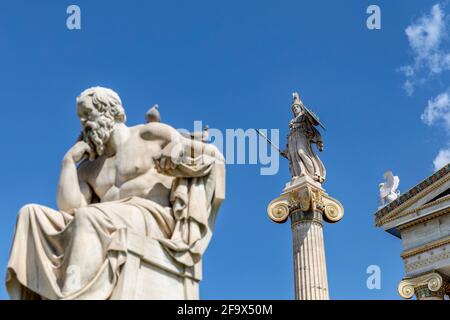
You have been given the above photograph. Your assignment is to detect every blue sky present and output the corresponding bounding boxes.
[0,0,449,300]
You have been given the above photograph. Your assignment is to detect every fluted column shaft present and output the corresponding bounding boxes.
[290,209,329,300]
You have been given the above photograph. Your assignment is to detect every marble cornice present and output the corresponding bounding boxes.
[396,206,450,231]
[400,235,450,259]
[375,164,450,227]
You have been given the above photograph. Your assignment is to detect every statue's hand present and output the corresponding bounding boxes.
[154,141,184,172]
[64,141,95,163]
[317,141,324,152]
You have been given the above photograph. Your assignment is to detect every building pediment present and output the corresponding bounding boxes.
[375,164,450,236]
[375,164,450,288]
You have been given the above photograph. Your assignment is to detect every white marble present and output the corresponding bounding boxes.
[376,168,450,299]
[267,93,343,300]
[281,92,326,183]
[268,176,343,300]
[291,210,329,300]
[379,171,400,207]
[5,87,225,300]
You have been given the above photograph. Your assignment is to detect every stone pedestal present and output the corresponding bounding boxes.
[267,176,344,300]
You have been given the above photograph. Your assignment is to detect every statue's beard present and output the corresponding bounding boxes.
[82,116,115,157]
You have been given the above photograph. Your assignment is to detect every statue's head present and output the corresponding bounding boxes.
[76,87,126,156]
[291,92,304,116]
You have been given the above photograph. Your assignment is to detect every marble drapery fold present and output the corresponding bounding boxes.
[287,117,326,182]
[6,155,224,300]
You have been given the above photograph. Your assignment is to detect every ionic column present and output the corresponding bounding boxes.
[267,177,344,300]
[291,209,329,300]
[398,271,450,300]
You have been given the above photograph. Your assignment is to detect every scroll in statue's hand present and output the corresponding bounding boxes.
[64,141,95,163]
[154,141,185,172]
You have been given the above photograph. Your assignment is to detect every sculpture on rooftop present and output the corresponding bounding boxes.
[379,171,400,207]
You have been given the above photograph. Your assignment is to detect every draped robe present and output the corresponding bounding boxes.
[287,114,326,182]
[5,155,225,300]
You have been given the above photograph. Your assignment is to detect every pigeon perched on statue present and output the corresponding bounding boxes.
[146,104,160,123]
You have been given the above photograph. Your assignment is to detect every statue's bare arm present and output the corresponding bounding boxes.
[140,123,185,170]
[140,123,223,172]
[57,141,94,214]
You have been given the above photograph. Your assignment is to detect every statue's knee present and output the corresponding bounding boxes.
[17,204,39,222]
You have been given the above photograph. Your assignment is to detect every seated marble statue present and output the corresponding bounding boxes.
[5,87,225,300]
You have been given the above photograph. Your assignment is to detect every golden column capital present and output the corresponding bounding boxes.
[398,271,450,300]
[267,177,344,224]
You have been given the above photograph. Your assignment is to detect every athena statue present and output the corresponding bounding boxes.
[282,92,326,183]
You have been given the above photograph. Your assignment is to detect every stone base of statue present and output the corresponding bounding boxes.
[267,176,344,300]
[111,232,201,299]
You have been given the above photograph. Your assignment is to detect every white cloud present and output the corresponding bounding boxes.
[422,91,450,171]
[401,4,450,95]
[402,4,450,171]
[403,79,414,96]
[433,147,450,170]
[406,4,444,58]
[421,91,450,128]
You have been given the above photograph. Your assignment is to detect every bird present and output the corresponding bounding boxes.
[146,104,160,123]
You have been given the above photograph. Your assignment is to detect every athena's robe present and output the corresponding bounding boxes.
[287,114,326,182]
[5,156,224,300]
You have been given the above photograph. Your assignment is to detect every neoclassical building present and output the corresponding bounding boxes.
[375,164,450,300]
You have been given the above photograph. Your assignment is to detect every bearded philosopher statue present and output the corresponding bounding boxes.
[5,87,225,300]
[281,92,326,184]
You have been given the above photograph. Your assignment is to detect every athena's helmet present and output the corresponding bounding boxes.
[291,92,304,114]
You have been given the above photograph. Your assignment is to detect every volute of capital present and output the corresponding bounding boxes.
[267,181,344,224]
[398,272,449,299]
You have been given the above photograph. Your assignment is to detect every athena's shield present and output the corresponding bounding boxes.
[303,105,326,131]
